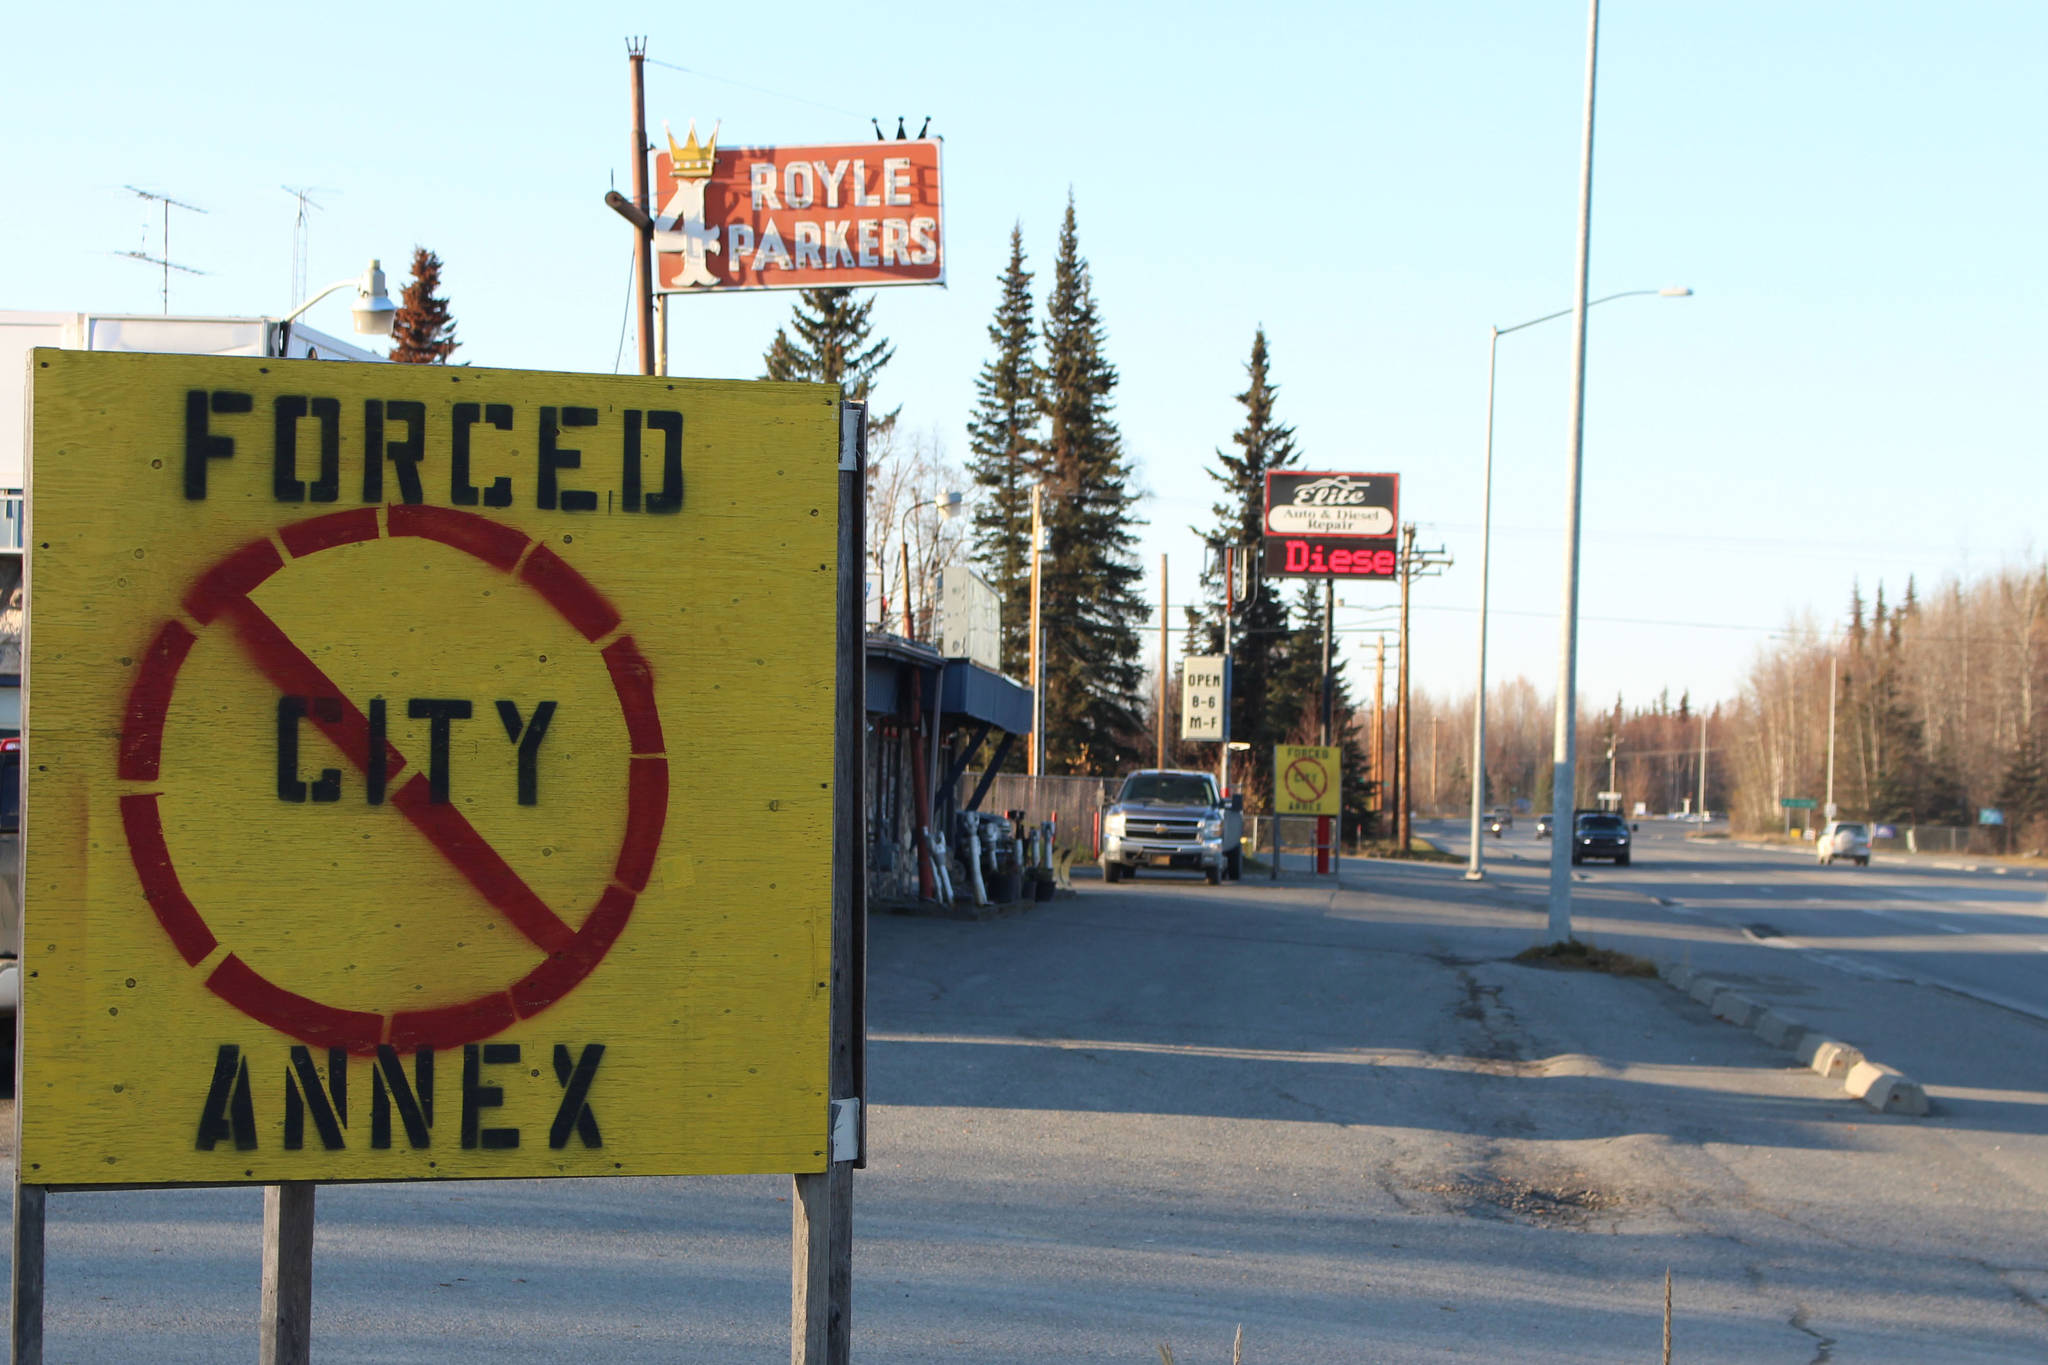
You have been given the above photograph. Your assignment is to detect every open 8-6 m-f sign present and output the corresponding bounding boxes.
[23,351,841,1187]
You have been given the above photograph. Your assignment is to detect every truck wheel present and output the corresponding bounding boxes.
[1104,862,1122,883]
[1205,865,1222,886]
[1617,853,1631,867]
[1857,856,1869,867]
[1570,851,1583,865]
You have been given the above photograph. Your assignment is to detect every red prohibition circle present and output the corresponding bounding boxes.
[114,504,669,1055]
[1284,758,1327,805]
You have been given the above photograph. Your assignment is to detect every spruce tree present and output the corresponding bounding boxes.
[388,247,458,364]
[1185,328,1301,776]
[1997,725,2047,825]
[964,225,1039,679]
[761,287,898,436]
[1033,196,1146,773]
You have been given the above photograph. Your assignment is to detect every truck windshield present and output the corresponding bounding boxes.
[1119,775,1215,806]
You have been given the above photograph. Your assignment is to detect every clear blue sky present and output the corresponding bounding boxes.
[9,1,2044,712]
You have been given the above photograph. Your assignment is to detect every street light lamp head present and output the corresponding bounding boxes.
[351,259,399,336]
[936,489,965,521]
[1658,286,1694,297]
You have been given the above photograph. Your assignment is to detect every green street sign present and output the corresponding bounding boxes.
[1780,797,1817,810]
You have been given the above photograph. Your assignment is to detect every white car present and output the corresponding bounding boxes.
[1817,820,1870,867]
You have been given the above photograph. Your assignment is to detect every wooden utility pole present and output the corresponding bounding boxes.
[1027,485,1044,775]
[1391,527,1451,851]
[1372,637,1386,829]
[1396,525,1414,851]
[627,40,656,377]
[1157,554,1168,768]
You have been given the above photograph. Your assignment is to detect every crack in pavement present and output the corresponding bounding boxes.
[1789,1306,1837,1363]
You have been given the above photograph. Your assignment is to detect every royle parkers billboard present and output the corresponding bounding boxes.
[22,350,840,1186]
[652,122,943,293]
[1263,471,1399,580]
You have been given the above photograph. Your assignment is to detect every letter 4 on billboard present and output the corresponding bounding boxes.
[1262,471,1399,580]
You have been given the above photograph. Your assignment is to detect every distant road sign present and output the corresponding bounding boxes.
[1275,745,1340,817]
[25,349,841,1187]
[1780,797,1817,809]
[1181,656,1226,741]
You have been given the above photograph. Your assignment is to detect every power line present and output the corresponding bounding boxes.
[644,57,868,122]
[1413,601,1793,636]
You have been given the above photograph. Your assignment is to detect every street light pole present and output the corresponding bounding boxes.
[277,260,399,336]
[1465,327,1503,879]
[1698,708,1709,825]
[1547,0,1601,944]
[1462,288,1686,881]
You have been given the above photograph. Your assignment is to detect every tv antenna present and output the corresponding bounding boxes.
[281,184,337,305]
[119,186,206,312]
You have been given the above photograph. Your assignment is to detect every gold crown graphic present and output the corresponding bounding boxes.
[665,119,720,180]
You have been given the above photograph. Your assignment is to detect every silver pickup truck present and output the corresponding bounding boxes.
[1101,769,1244,885]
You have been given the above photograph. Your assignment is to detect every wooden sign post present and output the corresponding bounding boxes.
[14,352,863,1362]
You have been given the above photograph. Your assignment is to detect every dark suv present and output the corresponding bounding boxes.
[1571,811,1631,866]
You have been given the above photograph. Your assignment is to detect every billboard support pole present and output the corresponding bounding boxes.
[793,402,868,1365]
[1319,577,1334,748]
[259,1182,316,1365]
[10,1181,44,1365]
[627,39,656,377]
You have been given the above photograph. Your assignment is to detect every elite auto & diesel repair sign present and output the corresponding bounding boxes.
[21,350,840,1186]
[1262,471,1399,579]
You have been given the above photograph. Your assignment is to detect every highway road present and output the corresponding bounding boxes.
[5,831,2047,1361]
[1421,817,2048,1108]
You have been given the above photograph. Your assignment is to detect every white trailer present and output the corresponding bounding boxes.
[0,311,387,1040]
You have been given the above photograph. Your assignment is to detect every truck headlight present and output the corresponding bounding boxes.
[1201,817,1223,840]
[1105,811,1126,839]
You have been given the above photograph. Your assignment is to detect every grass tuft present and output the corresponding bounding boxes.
[1355,838,1461,864]
[1514,938,1657,977]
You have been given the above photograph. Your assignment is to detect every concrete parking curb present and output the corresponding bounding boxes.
[1653,959,1930,1118]
[1710,990,1763,1029]
[1845,1060,1933,1117]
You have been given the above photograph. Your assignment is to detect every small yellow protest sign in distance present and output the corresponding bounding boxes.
[1274,745,1341,817]
[22,350,841,1186]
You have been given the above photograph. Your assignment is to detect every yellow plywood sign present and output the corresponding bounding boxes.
[1274,745,1340,817]
[21,350,841,1186]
